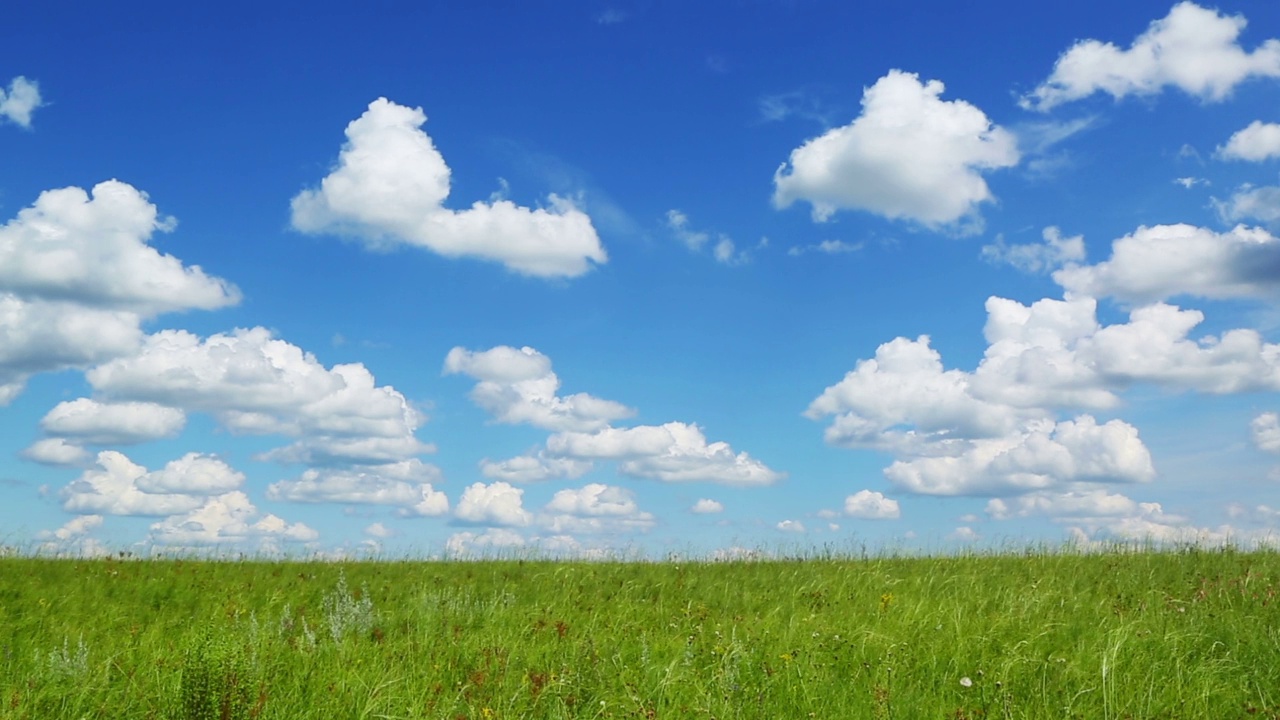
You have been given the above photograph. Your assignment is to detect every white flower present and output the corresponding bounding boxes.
[960,676,973,688]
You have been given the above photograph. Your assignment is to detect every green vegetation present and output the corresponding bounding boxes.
[2,547,1279,718]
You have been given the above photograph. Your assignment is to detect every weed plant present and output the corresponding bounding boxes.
[1,546,1278,718]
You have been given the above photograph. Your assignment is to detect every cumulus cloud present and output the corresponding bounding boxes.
[134,453,245,495]
[691,498,724,514]
[776,519,806,533]
[1214,186,1280,227]
[664,210,756,265]
[39,399,185,445]
[1217,120,1280,161]
[1022,2,1280,111]
[1252,413,1280,453]
[787,240,862,257]
[986,489,1140,520]
[1054,224,1280,303]
[148,491,317,547]
[445,528,528,557]
[35,515,108,557]
[773,70,1018,231]
[21,438,91,467]
[60,451,213,516]
[454,482,533,527]
[266,460,447,516]
[444,345,632,432]
[885,416,1154,496]
[291,98,606,278]
[540,483,656,534]
[843,490,901,519]
[0,76,43,128]
[0,181,238,405]
[547,422,784,486]
[982,227,1086,274]
[451,346,783,487]
[86,327,430,466]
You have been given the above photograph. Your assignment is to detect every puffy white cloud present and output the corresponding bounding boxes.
[266,460,447,516]
[0,297,143,405]
[39,399,185,445]
[480,453,593,483]
[691,498,724,514]
[981,227,1086,274]
[885,416,1154,496]
[454,481,532,527]
[806,335,1035,450]
[35,515,108,557]
[291,98,606,278]
[986,489,1140,519]
[1217,120,1280,161]
[547,422,784,486]
[39,514,103,541]
[773,70,1018,231]
[59,451,207,516]
[444,345,632,432]
[134,453,245,495]
[776,519,806,533]
[147,491,318,546]
[1023,2,1280,111]
[365,522,395,539]
[445,528,527,557]
[0,76,42,128]
[1054,224,1280,303]
[0,181,238,405]
[540,483,655,534]
[452,345,782,486]
[87,327,430,465]
[666,210,709,251]
[0,181,239,314]
[21,438,91,467]
[1214,186,1280,227]
[949,526,979,542]
[843,490,901,519]
[1252,413,1280,453]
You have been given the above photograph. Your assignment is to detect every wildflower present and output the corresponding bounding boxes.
[960,676,973,688]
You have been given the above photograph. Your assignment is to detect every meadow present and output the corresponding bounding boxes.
[1,546,1278,719]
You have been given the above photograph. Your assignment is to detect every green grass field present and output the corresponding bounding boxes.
[2,547,1278,719]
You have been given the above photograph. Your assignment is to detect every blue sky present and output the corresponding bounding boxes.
[4,0,1280,558]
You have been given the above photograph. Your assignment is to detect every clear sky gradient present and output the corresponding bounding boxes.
[3,1,1280,558]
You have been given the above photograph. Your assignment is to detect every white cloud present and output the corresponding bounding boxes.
[134,453,245,495]
[787,240,862,256]
[986,489,1140,519]
[1252,413,1280,453]
[0,76,43,128]
[1022,2,1280,111]
[38,514,103,541]
[1174,177,1208,189]
[539,483,655,534]
[87,327,430,465]
[479,453,593,483]
[665,210,755,265]
[1214,186,1280,227]
[691,498,724,514]
[547,422,783,486]
[39,399,185,445]
[776,519,806,533]
[843,490,901,519]
[454,481,533,527]
[444,345,632,432]
[982,227,1085,274]
[266,460,447,516]
[364,522,395,539]
[1217,120,1280,161]
[949,526,979,542]
[147,491,317,546]
[59,451,208,516]
[35,515,108,557]
[666,210,709,251]
[454,346,782,486]
[291,98,606,278]
[773,69,1018,231]
[1054,224,1280,303]
[805,335,1035,450]
[0,181,239,314]
[885,416,1154,496]
[0,181,239,405]
[21,438,91,467]
[445,528,527,556]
